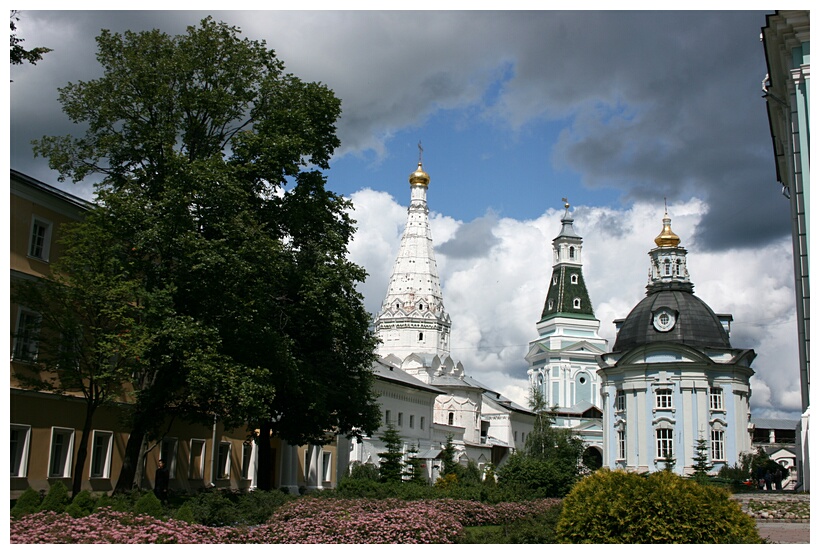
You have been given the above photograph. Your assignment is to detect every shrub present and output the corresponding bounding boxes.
[174,502,197,524]
[39,481,70,513]
[10,488,42,519]
[183,489,239,527]
[347,461,381,481]
[133,491,164,518]
[501,502,563,543]
[496,453,580,498]
[555,469,762,543]
[235,489,290,525]
[65,490,97,518]
[94,489,143,513]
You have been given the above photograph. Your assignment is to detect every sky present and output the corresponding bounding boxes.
[6,6,807,420]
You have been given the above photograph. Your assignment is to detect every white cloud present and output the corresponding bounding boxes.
[349,192,802,419]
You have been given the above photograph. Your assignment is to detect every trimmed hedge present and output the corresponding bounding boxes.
[555,469,761,544]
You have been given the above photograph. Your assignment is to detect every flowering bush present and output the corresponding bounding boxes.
[10,508,244,544]
[10,497,563,544]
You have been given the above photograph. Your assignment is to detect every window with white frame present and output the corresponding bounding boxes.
[49,427,75,478]
[711,429,725,461]
[709,387,724,411]
[615,390,626,411]
[189,439,206,479]
[655,428,674,460]
[655,388,673,409]
[160,437,178,478]
[241,442,253,480]
[29,216,53,261]
[13,309,41,362]
[11,424,31,478]
[217,442,231,479]
[322,451,332,482]
[569,246,576,259]
[571,274,578,284]
[573,298,581,309]
[617,429,626,460]
[90,430,113,478]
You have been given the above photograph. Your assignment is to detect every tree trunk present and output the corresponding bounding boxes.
[256,421,272,491]
[71,402,97,497]
[114,427,146,493]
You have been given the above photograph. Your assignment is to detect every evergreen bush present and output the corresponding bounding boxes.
[133,491,164,518]
[555,469,762,544]
[65,490,97,518]
[10,488,42,518]
[39,481,70,513]
[173,502,197,524]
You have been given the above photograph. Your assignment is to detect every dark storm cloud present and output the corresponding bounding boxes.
[10,10,787,251]
[437,212,501,259]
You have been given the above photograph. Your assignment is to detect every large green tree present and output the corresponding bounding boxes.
[33,17,380,492]
[10,10,51,68]
[497,387,585,497]
[12,214,151,497]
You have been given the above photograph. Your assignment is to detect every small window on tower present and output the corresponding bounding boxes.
[552,275,558,285]
[573,298,581,309]
[419,303,424,310]
[548,299,554,311]
[569,246,576,259]
[418,332,424,341]
[571,274,578,284]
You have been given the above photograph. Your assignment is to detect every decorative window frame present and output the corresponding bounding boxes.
[710,428,726,462]
[28,215,53,261]
[709,387,724,412]
[217,441,231,480]
[11,424,31,478]
[189,439,206,479]
[654,427,674,460]
[89,430,114,479]
[48,427,75,478]
[160,437,179,478]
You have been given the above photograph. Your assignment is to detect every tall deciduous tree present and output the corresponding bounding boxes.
[32,17,380,492]
[10,10,51,68]
[12,213,151,496]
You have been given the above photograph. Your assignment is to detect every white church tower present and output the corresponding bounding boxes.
[374,159,452,362]
[526,201,608,464]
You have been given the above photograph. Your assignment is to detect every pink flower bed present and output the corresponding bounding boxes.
[10,497,562,544]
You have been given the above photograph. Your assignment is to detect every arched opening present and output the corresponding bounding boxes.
[582,446,603,471]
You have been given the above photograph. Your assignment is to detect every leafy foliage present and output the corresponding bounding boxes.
[39,481,70,513]
[65,490,97,518]
[691,435,714,482]
[10,11,51,68]
[133,491,163,518]
[555,469,762,543]
[31,16,380,490]
[378,423,405,483]
[10,488,42,518]
[496,386,585,497]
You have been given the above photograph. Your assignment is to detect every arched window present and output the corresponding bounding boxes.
[418,332,424,341]
[548,299,554,311]
[418,302,424,311]
[676,260,682,276]
[571,274,578,284]
[664,260,671,275]
[573,298,581,309]
[448,412,454,426]
[552,275,558,286]
[569,246,576,259]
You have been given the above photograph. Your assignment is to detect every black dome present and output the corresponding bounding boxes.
[613,289,731,352]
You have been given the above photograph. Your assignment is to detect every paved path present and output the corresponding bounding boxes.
[755,521,810,544]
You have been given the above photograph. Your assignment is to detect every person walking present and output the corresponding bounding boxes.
[154,459,170,502]
[764,470,773,491]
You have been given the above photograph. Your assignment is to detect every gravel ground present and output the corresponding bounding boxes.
[732,492,810,544]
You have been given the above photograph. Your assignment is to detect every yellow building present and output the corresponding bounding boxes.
[10,169,340,499]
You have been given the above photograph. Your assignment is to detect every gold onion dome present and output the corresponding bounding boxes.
[409,162,430,186]
[654,212,681,247]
